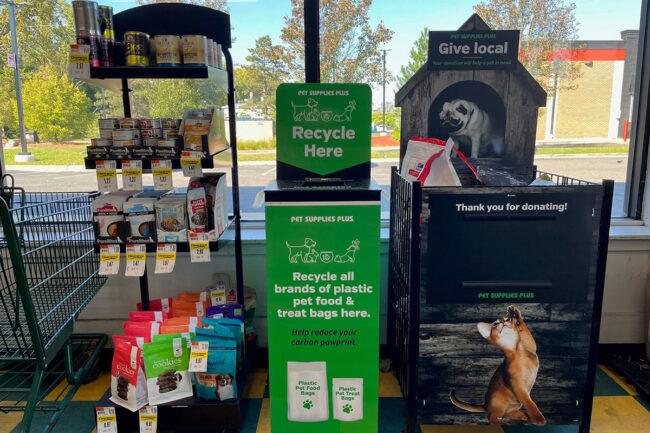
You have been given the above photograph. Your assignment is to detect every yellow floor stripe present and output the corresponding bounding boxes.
[44,371,111,402]
[420,425,505,433]
[599,364,639,396]
[591,396,650,433]
[379,371,403,397]
[0,401,23,433]
[256,398,271,433]
[243,368,269,399]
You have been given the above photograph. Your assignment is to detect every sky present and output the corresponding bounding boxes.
[94,0,643,105]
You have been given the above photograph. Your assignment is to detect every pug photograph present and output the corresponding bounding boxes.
[439,98,505,159]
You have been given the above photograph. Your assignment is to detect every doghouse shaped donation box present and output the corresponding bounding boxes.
[388,14,614,433]
[396,14,547,179]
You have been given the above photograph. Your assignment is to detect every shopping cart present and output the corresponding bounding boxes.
[0,186,108,433]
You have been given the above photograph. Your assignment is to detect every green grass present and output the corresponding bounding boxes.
[4,144,87,165]
[238,139,276,151]
[536,146,629,155]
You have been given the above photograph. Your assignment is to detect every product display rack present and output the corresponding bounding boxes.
[81,3,247,430]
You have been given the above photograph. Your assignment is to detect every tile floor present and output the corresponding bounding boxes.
[1,364,648,432]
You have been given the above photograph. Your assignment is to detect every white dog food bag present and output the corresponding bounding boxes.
[287,361,329,422]
[332,378,363,422]
[401,137,479,186]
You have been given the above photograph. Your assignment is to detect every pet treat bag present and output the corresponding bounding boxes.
[142,338,193,405]
[110,340,148,411]
[174,300,209,317]
[164,316,202,328]
[187,182,208,233]
[129,311,168,323]
[206,304,244,321]
[192,328,237,401]
[112,335,147,349]
[123,321,160,341]
[287,361,329,422]
[137,298,173,317]
[332,378,363,421]
[400,137,480,187]
[203,317,243,370]
[176,292,208,303]
[154,332,195,349]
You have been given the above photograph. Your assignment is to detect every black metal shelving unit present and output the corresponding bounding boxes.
[85,4,247,430]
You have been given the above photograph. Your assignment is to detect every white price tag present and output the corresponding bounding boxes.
[180,150,203,177]
[125,244,147,277]
[122,160,143,191]
[189,232,210,263]
[188,341,209,372]
[69,44,91,80]
[151,159,173,190]
[96,160,118,193]
[139,406,157,433]
[154,243,177,274]
[96,407,117,433]
[99,244,120,275]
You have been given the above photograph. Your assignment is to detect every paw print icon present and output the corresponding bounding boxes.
[302,399,313,410]
[342,404,353,414]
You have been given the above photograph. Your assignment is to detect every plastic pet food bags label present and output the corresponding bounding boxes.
[142,338,192,405]
[287,362,329,422]
[110,341,148,412]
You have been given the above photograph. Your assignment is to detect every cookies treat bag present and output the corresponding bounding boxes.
[142,337,193,405]
[110,340,148,411]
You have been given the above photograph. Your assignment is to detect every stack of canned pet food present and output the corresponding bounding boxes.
[88,118,182,160]
[72,1,115,67]
[124,33,223,68]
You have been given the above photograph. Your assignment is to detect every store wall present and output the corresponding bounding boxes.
[75,232,648,347]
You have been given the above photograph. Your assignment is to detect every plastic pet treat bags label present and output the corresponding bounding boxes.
[266,202,380,432]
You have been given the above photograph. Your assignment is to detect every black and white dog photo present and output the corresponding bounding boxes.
[439,99,504,159]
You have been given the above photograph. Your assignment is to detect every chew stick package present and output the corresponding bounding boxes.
[137,298,173,317]
[174,300,208,317]
[287,361,329,422]
[164,316,202,328]
[110,340,148,411]
[206,304,244,321]
[142,337,193,405]
[123,321,160,341]
[191,327,237,401]
[129,311,168,322]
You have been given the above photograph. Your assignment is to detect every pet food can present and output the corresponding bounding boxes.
[162,129,180,138]
[91,138,112,146]
[72,1,100,37]
[98,5,115,40]
[215,43,223,69]
[76,35,101,67]
[114,139,141,147]
[140,119,162,129]
[149,39,157,66]
[98,118,119,130]
[141,129,163,138]
[181,35,208,66]
[205,38,215,67]
[124,31,150,66]
[112,129,137,140]
[155,35,182,67]
[99,37,115,66]
[99,128,114,139]
[161,118,181,129]
[118,118,138,129]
